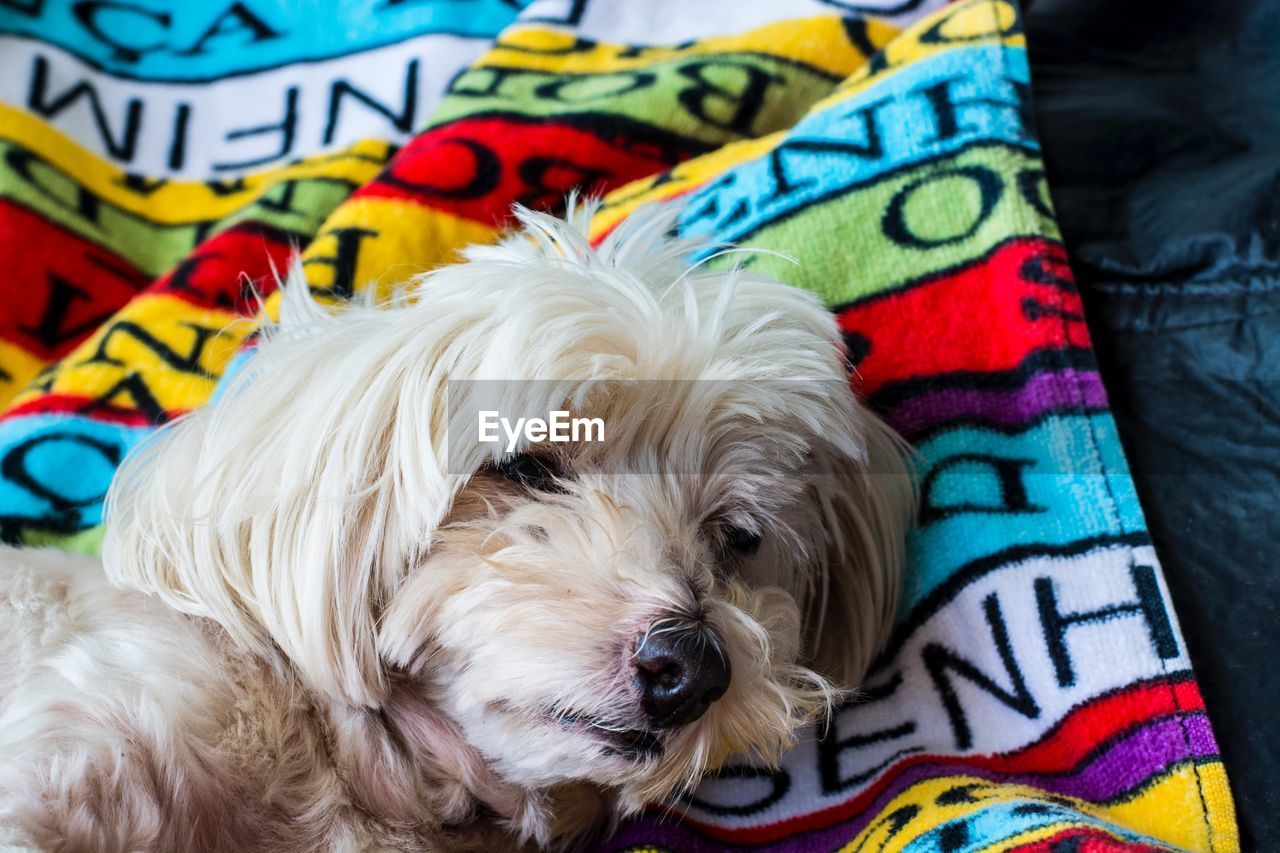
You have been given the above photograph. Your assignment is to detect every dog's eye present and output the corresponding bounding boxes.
[722,525,762,555]
[495,453,566,493]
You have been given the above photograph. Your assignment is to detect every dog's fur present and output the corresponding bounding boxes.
[0,203,913,851]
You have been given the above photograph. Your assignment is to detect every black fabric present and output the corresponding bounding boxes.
[1026,0,1280,846]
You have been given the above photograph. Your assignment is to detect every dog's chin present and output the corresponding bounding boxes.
[551,712,664,763]
[528,713,700,815]
[465,690,808,815]
[439,699,690,813]
[466,704,667,785]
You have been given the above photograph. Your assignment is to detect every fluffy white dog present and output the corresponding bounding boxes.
[0,203,913,851]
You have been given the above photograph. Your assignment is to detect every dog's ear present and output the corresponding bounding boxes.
[103,273,468,708]
[805,410,915,687]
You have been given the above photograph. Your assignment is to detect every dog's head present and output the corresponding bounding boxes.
[104,202,913,839]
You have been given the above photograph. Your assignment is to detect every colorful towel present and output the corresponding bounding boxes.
[0,1,1241,850]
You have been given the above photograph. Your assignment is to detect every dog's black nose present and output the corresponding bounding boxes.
[633,622,731,728]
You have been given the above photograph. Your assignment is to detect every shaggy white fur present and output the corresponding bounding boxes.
[0,202,913,851]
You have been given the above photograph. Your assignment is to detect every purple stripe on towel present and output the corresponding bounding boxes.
[883,369,1109,438]
[605,712,1214,852]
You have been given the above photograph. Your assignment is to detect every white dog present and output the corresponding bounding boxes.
[0,203,913,851]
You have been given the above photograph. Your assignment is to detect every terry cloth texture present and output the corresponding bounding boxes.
[0,1,1241,851]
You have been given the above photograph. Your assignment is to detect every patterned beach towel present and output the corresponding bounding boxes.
[0,1,1241,850]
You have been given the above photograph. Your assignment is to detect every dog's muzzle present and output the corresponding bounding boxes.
[632,620,731,728]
